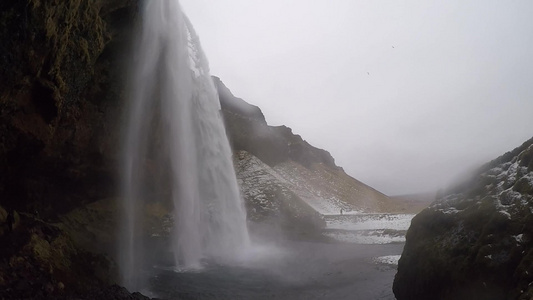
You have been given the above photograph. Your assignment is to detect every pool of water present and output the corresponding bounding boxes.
[147,240,402,300]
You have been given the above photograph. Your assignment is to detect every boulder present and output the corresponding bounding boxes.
[394,138,533,300]
[0,214,116,299]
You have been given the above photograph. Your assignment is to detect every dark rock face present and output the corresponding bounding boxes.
[214,76,337,168]
[0,212,115,299]
[0,0,138,217]
[394,138,533,300]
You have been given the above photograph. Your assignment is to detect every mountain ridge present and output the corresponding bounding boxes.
[214,76,414,214]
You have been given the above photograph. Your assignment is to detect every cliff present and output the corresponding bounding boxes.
[393,137,533,300]
[215,76,405,214]
[0,1,143,298]
[0,0,138,217]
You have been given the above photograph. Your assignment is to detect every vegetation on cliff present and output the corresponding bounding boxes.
[0,0,137,217]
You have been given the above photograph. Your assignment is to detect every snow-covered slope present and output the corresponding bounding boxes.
[234,151,324,235]
[273,161,395,214]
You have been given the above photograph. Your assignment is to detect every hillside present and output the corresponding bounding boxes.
[389,193,435,214]
[214,76,406,215]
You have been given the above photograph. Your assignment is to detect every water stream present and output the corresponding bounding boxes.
[120,0,250,290]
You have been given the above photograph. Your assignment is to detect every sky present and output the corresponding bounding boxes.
[180,0,533,196]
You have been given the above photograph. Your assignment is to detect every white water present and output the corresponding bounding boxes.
[120,0,250,290]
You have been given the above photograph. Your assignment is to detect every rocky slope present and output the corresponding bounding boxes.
[394,137,533,300]
[234,150,324,237]
[389,193,435,214]
[215,76,407,215]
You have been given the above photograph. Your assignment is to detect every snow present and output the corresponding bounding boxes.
[325,214,414,231]
[513,234,524,244]
[523,173,533,186]
[323,213,414,244]
[442,207,461,215]
[272,161,377,215]
[498,210,511,219]
[373,255,401,266]
[324,231,405,244]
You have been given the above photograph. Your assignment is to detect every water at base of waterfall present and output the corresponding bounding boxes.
[147,241,401,300]
[120,0,250,290]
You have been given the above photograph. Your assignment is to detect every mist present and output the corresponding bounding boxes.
[181,0,533,195]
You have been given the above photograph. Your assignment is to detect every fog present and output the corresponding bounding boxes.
[180,0,533,195]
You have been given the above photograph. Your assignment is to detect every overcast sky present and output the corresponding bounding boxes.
[180,0,533,196]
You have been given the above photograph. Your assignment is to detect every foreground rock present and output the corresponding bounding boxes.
[0,212,96,298]
[394,138,533,300]
[0,207,160,300]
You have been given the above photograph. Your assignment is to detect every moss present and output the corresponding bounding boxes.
[514,176,533,195]
[22,0,109,117]
[0,0,138,213]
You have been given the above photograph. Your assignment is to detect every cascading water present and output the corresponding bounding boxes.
[120,0,250,291]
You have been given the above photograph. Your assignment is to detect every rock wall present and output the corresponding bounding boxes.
[0,0,138,217]
[394,137,533,300]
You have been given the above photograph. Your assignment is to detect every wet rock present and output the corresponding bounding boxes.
[0,214,118,299]
[394,138,533,300]
[81,284,153,300]
[0,0,139,217]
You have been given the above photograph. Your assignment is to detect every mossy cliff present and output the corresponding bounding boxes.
[0,0,138,217]
[393,137,533,300]
[0,1,142,298]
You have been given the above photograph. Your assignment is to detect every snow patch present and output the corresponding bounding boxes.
[325,214,414,231]
[324,231,405,244]
[513,234,524,244]
[323,213,414,245]
[373,255,401,266]
[498,210,512,219]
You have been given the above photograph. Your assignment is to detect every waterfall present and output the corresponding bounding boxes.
[120,0,250,291]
